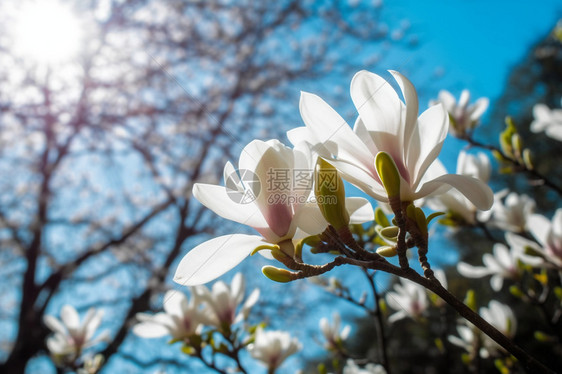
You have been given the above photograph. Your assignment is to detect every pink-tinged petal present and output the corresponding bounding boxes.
[389,70,419,149]
[174,234,266,286]
[416,174,493,211]
[60,305,80,330]
[300,92,374,170]
[193,183,266,229]
[457,262,492,278]
[292,202,328,236]
[545,125,562,141]
[43,315,67,336]
[350,70,402,137]
[408,104,449,188]
[527,214,551,246]
[346,197,374,223]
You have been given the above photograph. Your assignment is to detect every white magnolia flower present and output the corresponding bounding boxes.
[457,233,544,291]
[427,151,491,225]
[527,209,562,268]
[319,312,351,351]
[174,139,374,285]
[430,89,489,137]
[448,301,516,359]
[192,272,260,329]
[247,327,301,371]
[385,278,428,323]
[343,359,387,374]
[296,70,493,209]
[530,101,562,141]
[133,290,204,340]
[486,190,536,232]
[43,305,108,363]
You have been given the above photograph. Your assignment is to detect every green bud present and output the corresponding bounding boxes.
[376,245,397,257]
[554,287,562,301]
[511,133,523,159]
[492,149,506,162]
[434,338,444,353]
[379,226,399,239]
[426,211,445,224]
[509,285,524,298]
[534,331,556,343]
[262,266,298,283]
[181,345,196,356]
[464,289,476,311]
[315,158,349,230]
[375,207,390,227]
[523,149,533,170]
[415,207,428,236]
[375,152,401,199]
[494,359,509,374]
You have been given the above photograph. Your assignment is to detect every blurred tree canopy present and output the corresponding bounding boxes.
[0,0,413,372]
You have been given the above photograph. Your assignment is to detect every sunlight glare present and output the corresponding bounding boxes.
[14,1,82,64]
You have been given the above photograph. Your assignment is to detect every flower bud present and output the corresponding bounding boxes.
[375,207,391,227]
[379,226,399,239]
[315,158,349,229]
[376,245,397,257]
[262,266,298,283]
[523,149,533,170]
[374,152,401,199]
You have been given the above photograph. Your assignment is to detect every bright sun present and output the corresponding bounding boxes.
[14,0,83,64]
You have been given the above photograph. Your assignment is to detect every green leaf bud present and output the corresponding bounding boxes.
[374,151,401,199]
[315,158,349,229]
[262,266,298,283]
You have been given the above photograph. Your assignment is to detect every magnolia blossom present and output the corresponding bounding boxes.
[457,233,544,291]
[427,151,491,225]
[530,101,562,141]
[385,278,428,323]
[192,272,260,329]
[295,70,493,209]
[343,359,387,374]
[133,290,205,340]
[43,305,108,363]
[430,89,489,137]
[450,301,517,359]
[319,312,351,351]
[485,190,536,233]
[174,139,373,285]
[247,327,301,371]
[527,209,562,267]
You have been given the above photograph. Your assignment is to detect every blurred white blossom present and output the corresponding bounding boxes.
[457,233,544,291]
[133,290,204,340]
[319,312,351,351]
[530,101,562,141]
[247,328,301,371]
[485,190,536,233]
[527,208,562,268]
[343,359,387,374]
[385,278,428,323]
[192,272,260,329]
[44,305,108,365]
[430,89,489,137]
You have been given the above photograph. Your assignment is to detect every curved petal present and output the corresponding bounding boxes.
[325,158,387,201]
[527,214,551,246]
[162,290,186,318]
[133,321,170,338]
[457,262,492,278]
[545,125,562,141]
[193,183,266,229]
[416,174,493,211]
[43,315,67,336]
[292,201,328,236]
[174,234,266,286]
[470,97,489,120]
[350,70,402,137]
[389,70,419,148]
[346,197,375,223]
[408,104,449,188]
[490,275,504,291]
[300,92,374,170]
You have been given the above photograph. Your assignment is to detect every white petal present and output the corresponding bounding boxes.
[174,234,266,286]
[43,315,67,336]
[437,90,456,111]
[408,104,449,189]
[527,214,551,246]
[490,275,504,291]
[345,197,374,223]
[83,309,103,342]
[389,70,419,147]
[416,174,493,211]
[60,305,80,330]
[163,290,186,318]
[193,183,266,229]
[133,321,170,338]
[470,98,489,120]
[292,201,328,235]
[299,92,374,170]
[457,262,492,278]
[325,158,387,201]
[545,125,562,141]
